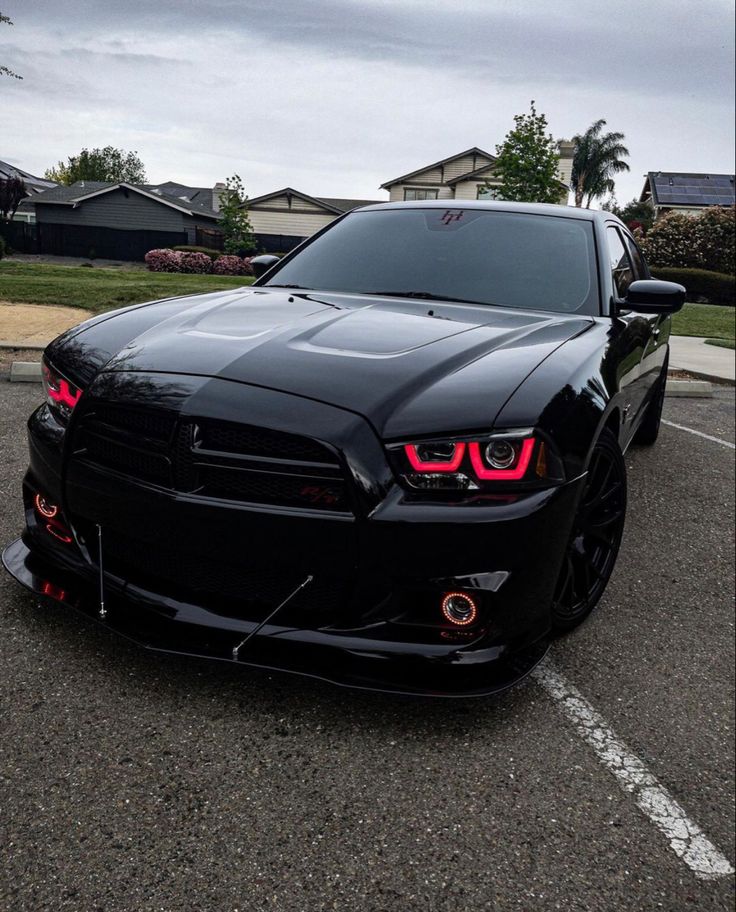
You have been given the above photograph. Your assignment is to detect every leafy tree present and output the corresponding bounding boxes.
[44,147,147,185]
[1,11,22,79]
[218,174,255,254]
[0,176,28,221]
[571,120,629,208]
[602,198,655,233]
[490,101,562,204]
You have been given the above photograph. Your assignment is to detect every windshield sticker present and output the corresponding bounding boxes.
[427,209,483,231]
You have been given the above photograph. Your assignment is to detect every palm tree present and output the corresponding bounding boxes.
[571,120,630,208]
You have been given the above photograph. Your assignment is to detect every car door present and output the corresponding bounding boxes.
[605,223,656,441]
[622,228,668,392]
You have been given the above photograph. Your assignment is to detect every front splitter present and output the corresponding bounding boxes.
[2,537,549,698]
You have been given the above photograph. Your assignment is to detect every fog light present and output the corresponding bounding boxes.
[441,591,478,626]
[34,493,58,519]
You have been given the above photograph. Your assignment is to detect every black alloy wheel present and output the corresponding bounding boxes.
[552,429,627,631]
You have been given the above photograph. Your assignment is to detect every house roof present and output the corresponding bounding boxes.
[246,188,345,214]
[148,181,216,209]
[642,172,735,207]
[29,181,220,219]
[379,147,496,189]
[318,197,383,212]
[0,159,58,194]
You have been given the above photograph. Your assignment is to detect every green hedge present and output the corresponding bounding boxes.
[171,244,222,261]
[649,267,735,306]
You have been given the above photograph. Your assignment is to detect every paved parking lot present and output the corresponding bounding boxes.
[1,379,734,912]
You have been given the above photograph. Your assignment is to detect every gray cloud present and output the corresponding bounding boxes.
[1,0,734,203]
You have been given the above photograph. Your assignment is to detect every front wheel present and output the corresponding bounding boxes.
[551,429,627,633]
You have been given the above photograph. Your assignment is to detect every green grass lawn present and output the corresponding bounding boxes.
[670,302,735,343]
[0,261,253,313]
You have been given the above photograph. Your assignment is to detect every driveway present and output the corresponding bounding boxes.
[0,380,733,912]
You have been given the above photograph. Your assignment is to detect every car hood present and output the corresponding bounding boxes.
[93,287,592,438]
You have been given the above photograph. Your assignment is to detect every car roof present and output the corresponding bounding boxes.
[357,199,621,225]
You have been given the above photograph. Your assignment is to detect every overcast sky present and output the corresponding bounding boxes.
[1,0,734,205]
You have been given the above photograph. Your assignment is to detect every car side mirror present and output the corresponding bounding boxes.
[622,279,686,315]
[250,254,281,279]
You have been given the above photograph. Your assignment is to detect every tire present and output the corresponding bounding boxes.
[634,356,669,446]
[551,428,627,633]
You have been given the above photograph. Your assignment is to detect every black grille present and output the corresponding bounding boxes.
[198,419,337,465]
[74,403,350,513]
[83,432,170,485]
[200,466,347,510]
[91,405,175,442]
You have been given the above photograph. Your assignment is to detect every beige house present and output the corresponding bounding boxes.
[244,143,574,251]
[246,188,381,252]
[380,143,574,205]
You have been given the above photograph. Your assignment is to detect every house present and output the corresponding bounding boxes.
[0,158,58,222]
[27,181,222,260]
[245,188,383,253]
[380,143,573,204]
[640,172,736,219]
[149,180,225,214]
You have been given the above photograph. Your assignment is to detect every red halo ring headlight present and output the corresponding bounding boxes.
[441,591,478,626]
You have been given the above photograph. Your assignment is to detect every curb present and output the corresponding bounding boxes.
[9,362,43,383]
[665,379,713,398]
[0,341,48,351]
[670,367,734,387]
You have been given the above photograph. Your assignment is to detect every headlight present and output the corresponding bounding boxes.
[390,430,563,491]
[42,358,82,422]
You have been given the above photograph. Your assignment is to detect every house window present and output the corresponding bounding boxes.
[404,188,438,201]
[477,185,501,200]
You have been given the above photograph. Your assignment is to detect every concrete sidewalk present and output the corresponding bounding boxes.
[669,335,735,384]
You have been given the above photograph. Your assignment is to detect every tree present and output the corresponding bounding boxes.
[1,11,22,79]
[490,101,562,204]
[218,174,255,254]
[44,147,147,185]
[0,176,28,221]
[571,120,629,208]
[602,198,655,233]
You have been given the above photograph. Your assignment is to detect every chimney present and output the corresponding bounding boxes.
[556,140,575,186]
[212,181,227,212]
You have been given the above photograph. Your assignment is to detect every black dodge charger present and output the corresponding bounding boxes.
[3,201,685,696]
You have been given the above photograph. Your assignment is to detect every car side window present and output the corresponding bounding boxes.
[623,234,647,280]
[606,226,634,298]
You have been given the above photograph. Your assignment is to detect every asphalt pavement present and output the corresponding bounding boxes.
[1,379,734,912]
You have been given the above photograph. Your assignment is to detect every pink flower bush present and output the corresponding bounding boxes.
[212,255,246,275]
[212,255,255,276]
[177,251,213,274]
[144,248,183,272]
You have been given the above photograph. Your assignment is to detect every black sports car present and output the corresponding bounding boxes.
[3,201,685,696]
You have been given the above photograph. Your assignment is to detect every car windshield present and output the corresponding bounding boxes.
[264,207,600,315]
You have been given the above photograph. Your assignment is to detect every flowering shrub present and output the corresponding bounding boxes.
[212,255,245,275]
[144,248,182,272]
[212,255,254,276]
[640,206,735,274]
[177,251,213,274]
[145,248,255,276]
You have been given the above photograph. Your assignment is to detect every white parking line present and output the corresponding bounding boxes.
[662,419,735,450]
[532,661,735,881]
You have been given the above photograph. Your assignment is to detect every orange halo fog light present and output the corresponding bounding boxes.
[441,591,478,626]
